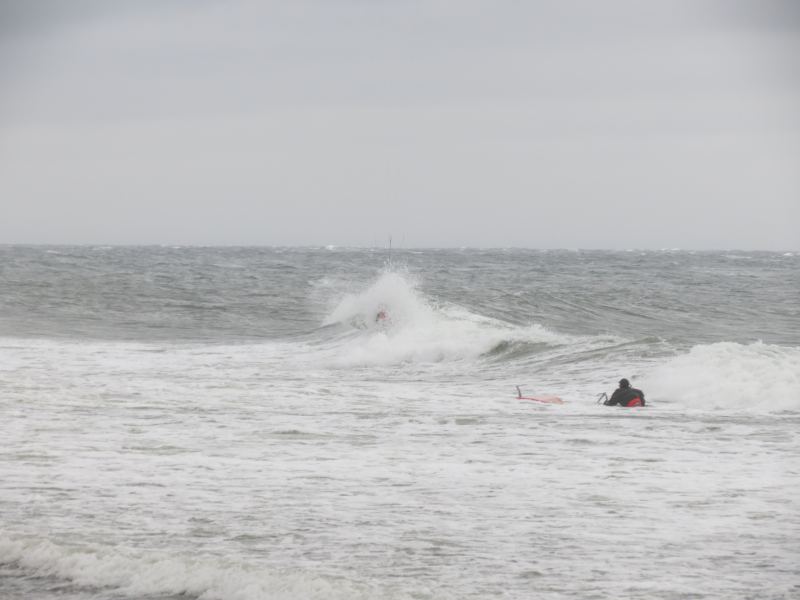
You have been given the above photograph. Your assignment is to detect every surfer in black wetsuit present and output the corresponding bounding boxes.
[604,378,645,407]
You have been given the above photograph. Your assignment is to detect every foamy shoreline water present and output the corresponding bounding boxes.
[1,248,798,598]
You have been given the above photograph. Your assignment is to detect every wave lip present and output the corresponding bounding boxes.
[643,341,800,412]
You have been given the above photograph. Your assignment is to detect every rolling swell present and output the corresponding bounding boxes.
[2,246,797,346]
[482,338,554,361]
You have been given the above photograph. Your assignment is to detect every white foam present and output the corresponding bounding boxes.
[322,269,426,330]
[0,533,389,600]
[643,341,800,412]
[318,269,571,366]
[1,334,797,599]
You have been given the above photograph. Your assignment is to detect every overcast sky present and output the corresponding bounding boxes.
[1,0,798,249]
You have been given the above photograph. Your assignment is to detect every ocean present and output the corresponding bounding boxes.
[1,246,798,599]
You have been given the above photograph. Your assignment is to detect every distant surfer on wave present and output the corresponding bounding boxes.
[375,307,392,327]
[603,378,645,407]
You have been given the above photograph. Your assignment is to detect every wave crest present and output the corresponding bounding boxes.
[317,269,569,367]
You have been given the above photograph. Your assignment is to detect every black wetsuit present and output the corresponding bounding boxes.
[605,387,646,407]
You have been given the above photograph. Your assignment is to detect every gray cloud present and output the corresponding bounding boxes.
[1,1,798,248]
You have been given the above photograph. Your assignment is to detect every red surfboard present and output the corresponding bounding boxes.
[516,386,564,404]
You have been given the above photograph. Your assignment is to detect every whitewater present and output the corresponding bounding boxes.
[1,246,798,599]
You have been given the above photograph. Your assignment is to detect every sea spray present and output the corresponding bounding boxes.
[317,269,575,367]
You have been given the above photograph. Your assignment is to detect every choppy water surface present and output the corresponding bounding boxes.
[1,247,799,599]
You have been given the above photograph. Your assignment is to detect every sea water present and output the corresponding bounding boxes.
[1,246,798,599]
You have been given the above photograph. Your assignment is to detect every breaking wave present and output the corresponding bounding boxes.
[315,269,583,367]
[643,341,800,412]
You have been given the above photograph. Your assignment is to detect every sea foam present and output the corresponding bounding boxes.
[0,533,395,600]
[643,341,800,412]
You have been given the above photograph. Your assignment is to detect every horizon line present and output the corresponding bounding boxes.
[0,243,797,253]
